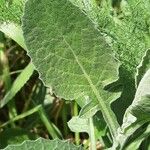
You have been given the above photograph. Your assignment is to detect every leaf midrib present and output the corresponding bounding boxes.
[63,36,119,137]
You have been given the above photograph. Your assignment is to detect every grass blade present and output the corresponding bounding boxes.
[0,63,34,108]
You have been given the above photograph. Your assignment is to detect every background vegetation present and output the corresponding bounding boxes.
[0,0,150,150]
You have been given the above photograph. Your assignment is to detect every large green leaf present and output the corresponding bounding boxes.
[70,0,98,22]
[70,0,150,123]
[22,0,120,137]
[113,50,150,149]
[73,0,150,123]
[3,138,83,150]
[92,0,150,123]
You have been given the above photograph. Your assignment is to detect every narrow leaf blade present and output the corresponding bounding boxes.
[0,63,34,108]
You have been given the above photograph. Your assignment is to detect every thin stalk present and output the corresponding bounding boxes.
[38,106,63,139]
[54,99,63,125]
[22,84,36,113]
[74,102,80,145]
[62,103,68,137]
[89,117,96,150]
[0,104,62,139]
[10,69,22,75]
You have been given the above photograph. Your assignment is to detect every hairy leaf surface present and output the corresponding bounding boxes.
[68,116,89,133]
[3,138,82,150]
[22,0,120,137]
[69,0,150,123]
[0,23,26,49]
[0,0,24,24]
[68,115,106,142]
[93,0,150,74]
[90,0,150,122]
[113,50,150,149]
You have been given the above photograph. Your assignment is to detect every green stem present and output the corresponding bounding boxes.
[74,102,80,145]
[62,103,68,137]
[38,106,63,139]
[89,117,96,150]
[22,84,36,113]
